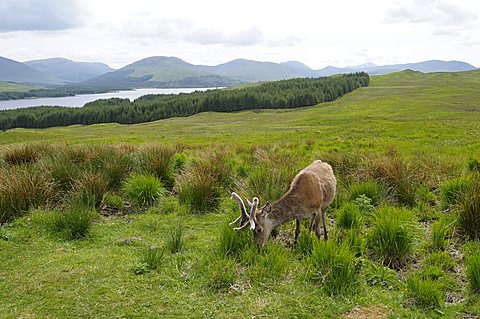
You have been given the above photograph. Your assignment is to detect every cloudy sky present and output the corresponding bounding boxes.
[1,0,479,69]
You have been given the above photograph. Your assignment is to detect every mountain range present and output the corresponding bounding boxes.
[0,55,477,89]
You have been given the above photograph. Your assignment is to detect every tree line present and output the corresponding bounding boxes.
[0,73,369,130]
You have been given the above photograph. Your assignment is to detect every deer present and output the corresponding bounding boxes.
[230,160,336,247]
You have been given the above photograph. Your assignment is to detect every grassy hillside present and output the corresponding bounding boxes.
[2,70,479,156]
[0,81,40,93]
[1,70,480,318]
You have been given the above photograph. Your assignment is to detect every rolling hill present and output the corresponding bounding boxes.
[0,56,60,85]
[81,56,245,89]
[82,56,477,89]
[25,58,114,83]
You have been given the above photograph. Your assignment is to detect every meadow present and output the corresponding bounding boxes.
[1,70,480,318]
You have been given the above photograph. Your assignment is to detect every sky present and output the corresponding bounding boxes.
[0,0,479,69]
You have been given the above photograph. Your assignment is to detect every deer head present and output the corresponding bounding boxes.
[230,192,274,247]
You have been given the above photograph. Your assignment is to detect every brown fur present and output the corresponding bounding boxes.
[252,160,336,247]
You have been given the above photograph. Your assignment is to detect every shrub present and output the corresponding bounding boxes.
[205,256,236,292]
[348,181,386,205]
[458,173,480,240]
[336,203,363,230]
[366,206,417,268]
[176,152,234,213]
[0,167,55,223]
[73,172,109,209]
[122,174,164,208]
[364,261,399,289]
[306,239,360,295]
[406,273,444,309]
[35,207,96,240]
[440,176,471,209]
[166,223,184,254]
[133,245,165,274]
[467,253,480,294]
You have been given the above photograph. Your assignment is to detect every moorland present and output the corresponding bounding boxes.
[1,70,480,318]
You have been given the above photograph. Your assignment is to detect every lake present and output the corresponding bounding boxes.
[0,88,214,110]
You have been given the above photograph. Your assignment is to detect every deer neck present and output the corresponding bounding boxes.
[267,194,299,226]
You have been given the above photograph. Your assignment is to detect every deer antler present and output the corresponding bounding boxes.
[230,193,258,233]
[230,192,248,227]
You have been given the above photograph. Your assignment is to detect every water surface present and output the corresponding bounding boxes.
[0,88,213,110]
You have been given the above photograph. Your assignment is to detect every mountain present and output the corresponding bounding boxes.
[0,56,60,85]
[25,58,114,83]
[197,59,304,82]
[314,60,477,76]
[81,56,245,89]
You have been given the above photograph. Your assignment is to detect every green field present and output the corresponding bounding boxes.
[1,70,480,318]
[0,81,39,93]
[2,70,479,156]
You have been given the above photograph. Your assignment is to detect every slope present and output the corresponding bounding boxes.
[2,69,479,157]
[0,56,60,85]
[25,58,115,83]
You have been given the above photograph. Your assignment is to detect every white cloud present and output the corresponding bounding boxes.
[385,0,478,26]
[0,0,85,32]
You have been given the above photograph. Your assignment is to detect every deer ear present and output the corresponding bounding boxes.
[263,202,272,214]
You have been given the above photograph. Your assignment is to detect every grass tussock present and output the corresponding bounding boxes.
[166,223,184,254]
[467,253,480,294]
[0,167,55,223]
[458,173,480,240]
[137,144,178,189]
[204,255,237,292]
[133,245,165,274]
[406,273,444,309]
[306,239,360,295]
[2,144,41,165]
[33,207,96,240]
[440,175,472,209]
[122,174,165,208]
[246,243,291,283]
[367,206,417,268]
[430,214,456,251]
[335,203,363,230]
[367,153,420,207]
[348,180,387,206]
[73,172,109,209]
[217,222,254,260]
[176,151,235,213]
[248,148,303,202]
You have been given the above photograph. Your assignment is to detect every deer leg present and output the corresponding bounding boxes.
[295,219,301,242]
[309,214,316,233]
[320,209,328,241]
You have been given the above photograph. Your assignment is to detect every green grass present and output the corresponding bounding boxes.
[2,70,480,318]
[0,81,40,93]
[1,70,479,159]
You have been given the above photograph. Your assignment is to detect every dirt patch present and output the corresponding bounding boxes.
[344,305,389,319]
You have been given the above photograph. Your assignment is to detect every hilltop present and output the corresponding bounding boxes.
[25,58,114,83]
[1,54,476,90]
